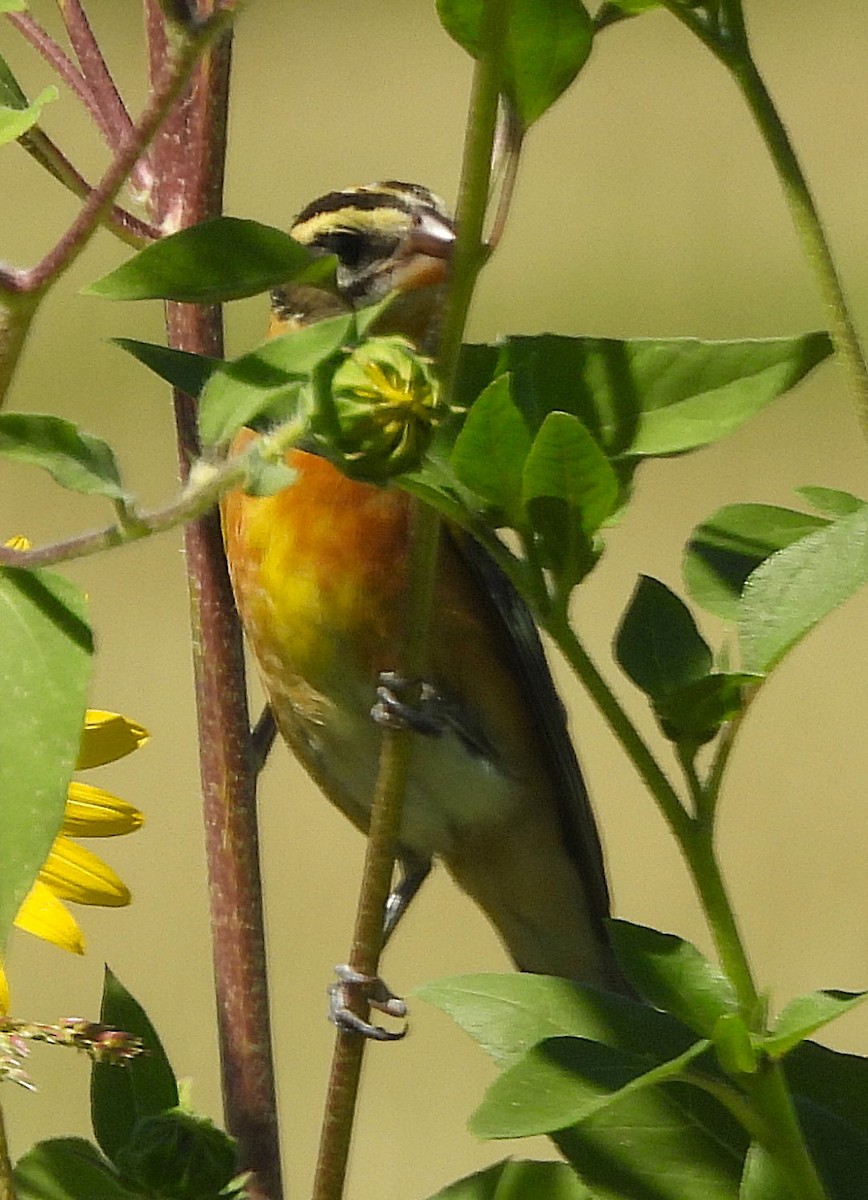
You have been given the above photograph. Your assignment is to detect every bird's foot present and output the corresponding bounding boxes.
[328,964,408,1042]
[371,671,445,735]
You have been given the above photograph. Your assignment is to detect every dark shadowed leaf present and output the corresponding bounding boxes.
[91,967,178,1163]
[615,576,711,702]
[15,1140,135,1200]
[112,338,221,398]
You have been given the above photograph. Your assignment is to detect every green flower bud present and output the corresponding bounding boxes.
[329,335,446,480]
[115,1108,238,1200]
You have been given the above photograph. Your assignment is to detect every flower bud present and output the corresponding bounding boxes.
[329,336,446,480]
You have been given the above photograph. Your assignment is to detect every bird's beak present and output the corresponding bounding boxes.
[392,209,455,293]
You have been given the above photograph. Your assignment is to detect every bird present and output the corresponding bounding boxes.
[221,181,625,991]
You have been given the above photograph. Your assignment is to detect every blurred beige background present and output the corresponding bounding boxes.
[1,1,867,1196]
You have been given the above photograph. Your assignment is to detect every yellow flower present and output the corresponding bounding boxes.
[0,711,147,1012]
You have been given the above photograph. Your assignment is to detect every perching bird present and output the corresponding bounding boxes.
[222,181,624,990]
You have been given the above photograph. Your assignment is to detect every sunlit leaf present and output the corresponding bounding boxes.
[609,921,738,1037]
[765,990,868,1061]
[426,1159,591,1200]
[437,0,593,126]
[0,413,126,499]
[684,503,828,621]
[84,217,334,303]
[0,86,56,146]
[0,569,92,962]
[451,374,531,527]
[739,503,868,673]
[198,312,353,446]
[795,485,864,517]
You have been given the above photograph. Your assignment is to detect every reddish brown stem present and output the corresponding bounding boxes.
[56,0,152,195]
[146,6,283,1199]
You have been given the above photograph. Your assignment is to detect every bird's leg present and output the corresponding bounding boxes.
[383,852,431,946]
[249,705,278,776]
[328,965,408,1042]
[372,670,496,761]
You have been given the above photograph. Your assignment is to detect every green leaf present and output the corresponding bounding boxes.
[15,1139,136,1200]
[764,990,868,1061]
[112,338,221,398]
[785,1039,868,1140]
[0,413,126,499]
[654,672,758,745]
[521,411,617,591]
[712,1012,758,1076]
[627,333,831,456]
[436,0,593,127]
[198,312,353,446]
[85,216,333,303]
[0,51,29,109]
[471,1034,709,1139]
[0,1,28,13]
[795,1097,868,1200]
[419,974,747,1199]
[739,503,868,673]
[0,86,56,146]
[0,568,92,959]
[609,920,738,1037]
[451,374,531,526]
[684,503,828,621]
[795,485,864,517]
[739,1143,792,1200]
[91,967,179,1164]
[426,1159,591,1200]
[615,575,712,703]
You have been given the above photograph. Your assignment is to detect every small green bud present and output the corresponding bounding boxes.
[115,1107,237,1200]
[329,335,446,480]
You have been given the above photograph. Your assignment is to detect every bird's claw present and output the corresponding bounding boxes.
[328,964,408,1042]
[371,671,444,735]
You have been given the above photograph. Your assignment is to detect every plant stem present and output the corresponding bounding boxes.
[0,414,307,570]
[436,0,506,397]
[145,6,282,1199]
[745,1063,831,1200]
[658,0,868,436]
[545,611,691,841]
[311,500,442,1200]
[0,1100,14,1200]
[729,53,868,435]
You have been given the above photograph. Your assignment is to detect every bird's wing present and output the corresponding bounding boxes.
[447,527,612,941]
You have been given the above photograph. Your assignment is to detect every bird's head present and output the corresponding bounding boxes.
[271,181,455,343]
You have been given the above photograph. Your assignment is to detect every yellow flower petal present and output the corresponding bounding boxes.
[77,710,149,769]
[14,880,85,954]
[39,836,131,908]
[0,961,9,1014]
[64,782,144,837]
[4,535,30,552]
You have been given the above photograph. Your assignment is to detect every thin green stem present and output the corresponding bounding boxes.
[0,1100,13,1200]
[545,609,691,841]
[0,414,307,570]
[676,743,704,819]
[658,0,868,436]
[745,1063,831,1200]
[311,502,441,1200]
[679,823,758,1012]
[731,54,868,435]
[436,1,506,397]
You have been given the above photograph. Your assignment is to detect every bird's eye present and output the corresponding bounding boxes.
[319,230,366,269]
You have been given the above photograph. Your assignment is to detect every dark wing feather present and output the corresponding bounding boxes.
[448,528,612,942]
